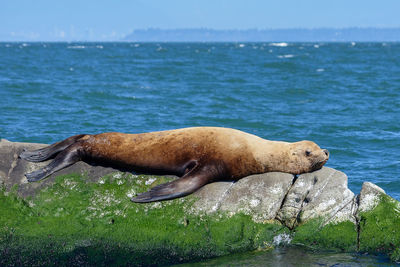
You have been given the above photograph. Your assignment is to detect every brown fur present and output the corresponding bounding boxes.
[21,127,329,202]
[79,127,328,177]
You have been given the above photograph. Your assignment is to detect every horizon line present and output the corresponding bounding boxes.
[131,26,400,30]
[2,27,400,42]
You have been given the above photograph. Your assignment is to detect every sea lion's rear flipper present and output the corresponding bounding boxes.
[25,143,83,182]
[131,165,214,203]
[20,134,87,162]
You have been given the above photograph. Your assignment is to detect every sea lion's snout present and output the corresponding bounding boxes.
[309,148,329,172]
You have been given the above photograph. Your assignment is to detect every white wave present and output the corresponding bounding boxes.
[316,68,325,72]
[351,42,356,46]
[238,43,245,48]
[96,45,103,49]
[277,54,294,58]
[273,233,292,245]
[67,45,86,49]
[270,42,288,47]
[314,44,320,48]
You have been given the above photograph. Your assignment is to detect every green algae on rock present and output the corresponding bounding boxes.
[0,173,289,266]
[1,140,400,265]
[291,218,358,252]
[357,182,400,262]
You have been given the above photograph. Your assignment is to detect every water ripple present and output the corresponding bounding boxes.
[0,42,399,199]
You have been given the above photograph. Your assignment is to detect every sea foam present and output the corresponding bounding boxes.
[277,54,294,58]
[270,42,288,47]
[67,45,86,49]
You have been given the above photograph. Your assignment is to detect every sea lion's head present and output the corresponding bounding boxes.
[288,141,329,174]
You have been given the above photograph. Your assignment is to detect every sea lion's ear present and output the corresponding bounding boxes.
[131,165,212,203]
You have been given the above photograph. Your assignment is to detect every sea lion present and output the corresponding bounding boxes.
[20,127,329,202]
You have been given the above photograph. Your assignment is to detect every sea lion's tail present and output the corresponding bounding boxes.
[19,134,88,162]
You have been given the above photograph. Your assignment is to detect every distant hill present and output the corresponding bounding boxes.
[124,28,400,42]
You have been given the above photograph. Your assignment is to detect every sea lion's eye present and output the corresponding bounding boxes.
[305,150,311,156]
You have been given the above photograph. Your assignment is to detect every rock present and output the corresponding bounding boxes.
[192,181,235,213]
[277,167,356,228]
[192,172,294,222]
[357,183,400,261]
[0,139,25,187]
[218,172,294,222]
[358,181,386,213]
[0,139,118,197]
[0,161,289,266]
[1,140,400,264]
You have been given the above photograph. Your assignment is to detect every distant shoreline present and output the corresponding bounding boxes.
[124,28,400,42]
[1,28,400,42]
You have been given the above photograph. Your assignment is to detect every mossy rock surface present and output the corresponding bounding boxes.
[358,194,400,262]
[292,219,358,252]
[0,173,288,266]
[2,140,400,265]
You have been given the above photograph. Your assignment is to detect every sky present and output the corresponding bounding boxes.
[1,0,399,41]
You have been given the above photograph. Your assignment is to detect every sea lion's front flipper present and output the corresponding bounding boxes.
[131,165,214,203]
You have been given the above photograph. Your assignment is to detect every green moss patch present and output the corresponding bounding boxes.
[358,194,400,262]
[3,172,399,265]
[0,173,287,266]
[291,218,358,252]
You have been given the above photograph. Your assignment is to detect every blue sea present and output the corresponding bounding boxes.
[0,42,399,265]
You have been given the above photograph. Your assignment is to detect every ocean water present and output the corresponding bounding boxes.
[177,247,394,267]
[1,42,399,199]
[0,42,399,264]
